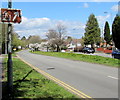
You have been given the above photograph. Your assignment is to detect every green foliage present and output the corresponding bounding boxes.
[12,33,22,48]
[21,36,26,41]
[112,15,120,49]
[84,14,101,47]
[104,21,111,45]
[21,36,28,48]
[32,51,119,67]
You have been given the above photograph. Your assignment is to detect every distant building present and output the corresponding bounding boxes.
[66,39,82,52]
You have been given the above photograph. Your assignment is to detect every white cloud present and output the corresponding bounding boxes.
[111,5,118,12]
[83,3,89,8]
[96,14,113,35]
[15,16,51,38]
[14,16,85,39]
[96,14,110,26]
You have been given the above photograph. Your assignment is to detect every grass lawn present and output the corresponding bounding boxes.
[31,51,120,68]
[2,56,78,99]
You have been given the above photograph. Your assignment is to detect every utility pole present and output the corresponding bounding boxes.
[7,0,13,97]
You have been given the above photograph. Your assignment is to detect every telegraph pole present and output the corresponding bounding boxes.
[7,0,13,97]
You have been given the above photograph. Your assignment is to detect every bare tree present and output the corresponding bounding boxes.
[28,35,41,44]
[46,23,67,52]
[46,29,58,39]
[56,23,67,39]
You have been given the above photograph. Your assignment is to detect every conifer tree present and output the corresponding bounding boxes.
[84,14,101,48]
[104,21,111,46]
[112,15,120,49]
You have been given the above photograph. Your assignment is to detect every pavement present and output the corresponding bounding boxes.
[0,55,3,99]
[17,50,118,99]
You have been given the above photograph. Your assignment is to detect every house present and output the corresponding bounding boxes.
[66,39,82,52]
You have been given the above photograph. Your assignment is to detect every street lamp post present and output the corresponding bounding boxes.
[7,0,13,97]
[118,1,120,16]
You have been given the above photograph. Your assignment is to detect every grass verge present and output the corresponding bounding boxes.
[2,56,77,99]
[31,51,120,68]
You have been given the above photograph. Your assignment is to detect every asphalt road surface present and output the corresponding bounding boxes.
[17,50,118,99]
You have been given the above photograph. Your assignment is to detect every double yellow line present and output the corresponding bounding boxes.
[17,55,94,100]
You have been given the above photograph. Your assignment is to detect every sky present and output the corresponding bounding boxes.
[0,1,119,39]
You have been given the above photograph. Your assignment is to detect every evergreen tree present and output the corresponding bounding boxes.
[112,15,120,49]
[84,14,101,48]
[104,21,111,46]
[21,36,26,41]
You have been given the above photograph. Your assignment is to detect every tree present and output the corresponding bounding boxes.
[84,14,101,48]
[21,36,26,41]
[21,36,27,48]
[9,25,23,50]
[46,23,67,52]
[0,23,8,54]
[66,36,72,44]
[46,29,58,39]
[56,23,67,39]
[112,15,120,49]
[28,35,41,44]
[0,24,2,54]
[104,21,111,46]
[12,32,22,49]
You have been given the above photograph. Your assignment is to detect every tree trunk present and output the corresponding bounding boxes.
[2,42,5,54]
[106,43,107,48]
[47,47,49,52]
[91,43,95,50]
[56,45,60,52]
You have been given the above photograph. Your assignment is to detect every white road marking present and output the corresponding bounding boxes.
[108,76,118,80]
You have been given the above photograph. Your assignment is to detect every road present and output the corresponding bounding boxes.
[17,50,118,98]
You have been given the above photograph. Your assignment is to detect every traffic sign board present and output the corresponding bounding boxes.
[1,8,21,23]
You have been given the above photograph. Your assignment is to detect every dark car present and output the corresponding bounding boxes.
[112,49,120,59]
[82,47,95,53]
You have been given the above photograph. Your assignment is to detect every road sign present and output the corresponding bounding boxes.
[1,8,21,23]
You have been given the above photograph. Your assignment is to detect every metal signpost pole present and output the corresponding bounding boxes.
[7,0,13,97]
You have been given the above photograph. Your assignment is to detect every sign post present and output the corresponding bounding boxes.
[0,0,21,98]
[7,0,13,97]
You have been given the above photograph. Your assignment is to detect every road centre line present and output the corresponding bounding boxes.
[17,55,94,99]
[108,76,118,80]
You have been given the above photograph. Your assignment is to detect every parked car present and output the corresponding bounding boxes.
[82,47,95,53]
[112,49,120,59]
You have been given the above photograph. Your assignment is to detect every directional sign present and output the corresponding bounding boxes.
[1,8,21,23]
